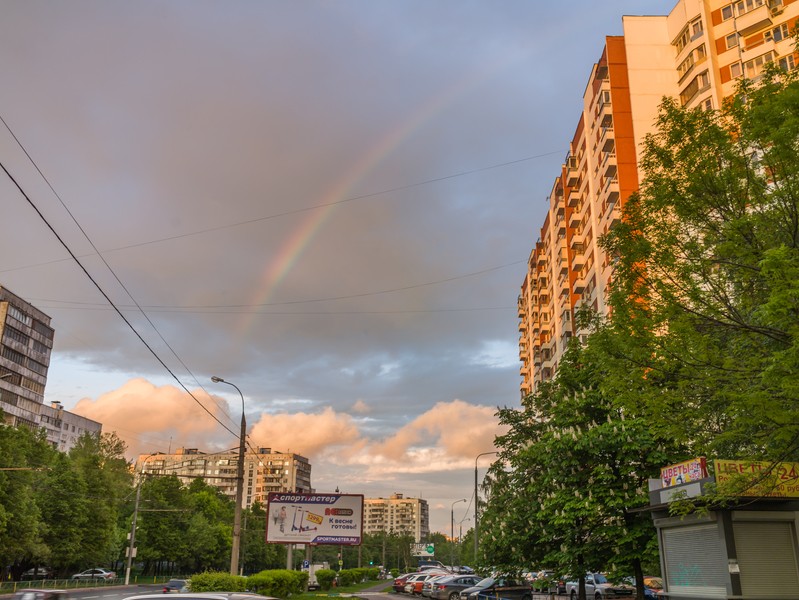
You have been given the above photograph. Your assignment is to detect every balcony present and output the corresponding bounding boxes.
[736,3,773,36]
[573,273,587,294]
[604,160,618,180]
[600,124,614,146]
[567,188,581,207]
[569,210,581,229]
[566,156,580,187]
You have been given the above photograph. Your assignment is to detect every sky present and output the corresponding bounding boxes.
[0,0,676,536]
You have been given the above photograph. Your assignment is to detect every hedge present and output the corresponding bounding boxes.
[247,569,307,597]
[188,572,248,592]
[315,568,337,590]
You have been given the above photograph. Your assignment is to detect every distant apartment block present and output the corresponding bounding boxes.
[0,286,102,449]
[135,446,313,509]
[363,493,430,542]
[518,0,799,397]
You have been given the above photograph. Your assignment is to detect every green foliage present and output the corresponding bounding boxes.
[314,568,337,590]
[602,68,799,465]
[336,568,357,586]
[390,568,399,578]
[188,571,247,592]
[246,569,306,596]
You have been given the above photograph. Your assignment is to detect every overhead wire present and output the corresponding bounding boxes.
[0,115,239,433]
[0,158,240,439]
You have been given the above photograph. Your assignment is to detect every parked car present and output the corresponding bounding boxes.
[430,574,482,600]
[407,573,444,595]
[459,577,532,600]
[421,574,452,597]
[71,568,116,580]
[566,573,634,599]
[394,573,419,593]
[21,567,53,580]
[163,579,189,593]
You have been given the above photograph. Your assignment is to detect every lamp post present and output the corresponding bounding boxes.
[474,451,498,562]
[211,375,247,577]
[450,499,466,566]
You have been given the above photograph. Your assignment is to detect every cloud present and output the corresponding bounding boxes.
[368,399,504,463]
[351,399,370,414]
[71,378,233,457]
[248,406,363,458]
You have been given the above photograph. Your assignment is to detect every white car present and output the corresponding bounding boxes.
[71,568,116,580]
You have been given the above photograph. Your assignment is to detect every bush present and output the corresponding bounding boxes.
[367,567,380,580]
[337,569,357,587]
[315,568,337,591]
[391,568,399,578]
[188,572,247,592]
[247,569,307,597]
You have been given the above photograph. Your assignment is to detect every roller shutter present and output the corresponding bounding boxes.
[734,520,799,598]
[662,524,727,598]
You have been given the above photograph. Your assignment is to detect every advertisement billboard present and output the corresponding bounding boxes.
[266,492,363,545]
[714,459,799,498]
[660,457,708,488]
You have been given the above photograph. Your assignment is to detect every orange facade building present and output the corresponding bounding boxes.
[519,0,799,397]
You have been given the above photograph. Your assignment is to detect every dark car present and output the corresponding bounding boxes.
[163,579,189,593]
[21,568,53,580]
[459,577,531,600]
[430,575,482,600]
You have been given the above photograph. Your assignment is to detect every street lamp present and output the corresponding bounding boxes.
[211,375,247,577]
[474,451,498,561]
[450,499,466,566]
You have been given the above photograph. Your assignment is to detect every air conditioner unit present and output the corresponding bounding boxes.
[770,6,784,16]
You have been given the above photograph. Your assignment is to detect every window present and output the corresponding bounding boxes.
[744,51,775,78]
[680,70,711,105]
[691,18,704,39]
[773,23,790,42]
[702,98,714,111]
[735,0,765,15]
[7,305,31,327]
[779,54,796,71]
[3,326,28,346]
[731,61,743,78]
[675,27,691,53]
[726,33,740,49]
[722,4,734,20]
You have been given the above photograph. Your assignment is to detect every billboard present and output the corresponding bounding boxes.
[266,492,363,545]
[714,459,799,498]
[660,457,708,488]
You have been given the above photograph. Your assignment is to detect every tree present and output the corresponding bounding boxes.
[602,66,799,464]
[69,432,131,569]
[483,340,671,599]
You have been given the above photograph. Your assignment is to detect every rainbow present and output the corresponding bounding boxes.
[235,56,520,335]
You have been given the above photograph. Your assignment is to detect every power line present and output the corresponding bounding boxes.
[25,259,526,311]
[0,158,241,440]
[0,148,562,276]
[0,113,238,433]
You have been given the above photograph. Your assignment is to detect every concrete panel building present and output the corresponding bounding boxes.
[135,446,313,509]
[519,0,799,397]
[363,493,430,542]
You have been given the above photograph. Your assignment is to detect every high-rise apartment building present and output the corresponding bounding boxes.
[0,286,55,429]
[0,286,102,448]
[518,0,799,396]
[363,493,430,542]
[135,446,313,509]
